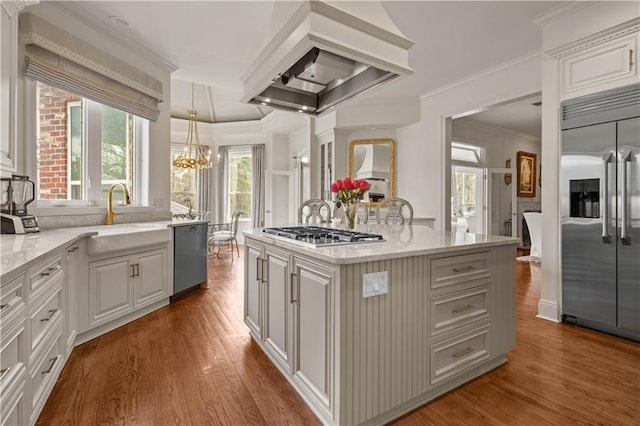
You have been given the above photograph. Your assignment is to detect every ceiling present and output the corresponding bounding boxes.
[458,94,542,138]
[57,1,560,134]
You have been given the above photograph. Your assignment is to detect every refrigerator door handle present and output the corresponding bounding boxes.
[602,153,614,244]
[621,151,634,246]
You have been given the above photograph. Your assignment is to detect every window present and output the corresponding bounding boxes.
[228,148,252,221]
[36,82,144,205]
[453,167,480,215]
[170,144,197,214]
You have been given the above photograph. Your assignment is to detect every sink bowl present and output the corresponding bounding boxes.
[86,224,171,256]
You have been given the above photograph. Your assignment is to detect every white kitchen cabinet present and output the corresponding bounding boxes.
[560,32,639,100]
[0,1,18,176]
[291,256,334,415]
[244,241,263,339]
[87,247,168,330]
[244,241,294,373]
[63,242,81,356]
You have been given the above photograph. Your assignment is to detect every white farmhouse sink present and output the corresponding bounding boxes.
[86,223,172,256]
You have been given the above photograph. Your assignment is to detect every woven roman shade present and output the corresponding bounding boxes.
[20,13,163,121]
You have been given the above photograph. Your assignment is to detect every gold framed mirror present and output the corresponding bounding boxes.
[348,139,395,206]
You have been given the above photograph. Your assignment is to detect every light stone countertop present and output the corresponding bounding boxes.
[244,224,519,265]
[1,219,209,280]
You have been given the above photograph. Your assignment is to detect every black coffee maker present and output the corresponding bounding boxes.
[1,175,39,234]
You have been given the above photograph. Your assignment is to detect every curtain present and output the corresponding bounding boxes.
[251,144,265,228]
[217,146,229,222]
[196,166,210,220]
[21,13,163,121]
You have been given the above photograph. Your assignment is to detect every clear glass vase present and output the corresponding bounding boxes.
[344,202,358,229]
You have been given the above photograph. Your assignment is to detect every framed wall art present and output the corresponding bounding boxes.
[517,151,537,197]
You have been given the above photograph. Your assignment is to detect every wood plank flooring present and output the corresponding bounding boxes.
[37,247,640,425]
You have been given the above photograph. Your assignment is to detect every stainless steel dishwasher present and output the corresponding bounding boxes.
[173,223,208,294]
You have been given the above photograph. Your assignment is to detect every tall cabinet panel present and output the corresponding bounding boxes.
[617,117,640,334]
[1,1,18,175]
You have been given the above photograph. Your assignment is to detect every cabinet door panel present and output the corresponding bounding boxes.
[264,248,290,371]
[135,249,167,306]
[244,243,262,339]
[89,258,133,327]
[293,259,333,408]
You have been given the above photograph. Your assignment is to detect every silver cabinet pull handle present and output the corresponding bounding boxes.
[452,346,476,359]
[130,264,136,278]
[40,266,58,276]
[602,152,614,244]
[41,357,58,375]
[0,367,10,379]
[290,272,297,304]
[256,257,263,282]
[453,265,476,273]
[135,263,140,277]
[621,151,633,246]
[452,304,475,313]
[40,308,58,322]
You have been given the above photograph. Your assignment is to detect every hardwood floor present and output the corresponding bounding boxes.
[37,247,640,425]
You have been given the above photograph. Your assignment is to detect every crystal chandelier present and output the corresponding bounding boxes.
[172,83,211,169]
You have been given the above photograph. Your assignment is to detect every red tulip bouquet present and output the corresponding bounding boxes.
[330,177,370,228]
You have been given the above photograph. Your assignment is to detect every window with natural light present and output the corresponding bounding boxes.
[36,82,144,205]
[228,148,252,221]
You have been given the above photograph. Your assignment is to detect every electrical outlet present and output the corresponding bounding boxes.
[362,271,388,298]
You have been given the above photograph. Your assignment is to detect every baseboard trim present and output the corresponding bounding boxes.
[537,298,560,322]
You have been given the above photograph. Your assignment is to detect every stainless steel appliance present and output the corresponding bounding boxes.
[561,83,640,341]
[1,175,39,234]
[173,223,208,295]
[262,226,384,248]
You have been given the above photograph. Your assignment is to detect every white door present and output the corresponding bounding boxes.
[265,170,292,227]
[486,168,517,237]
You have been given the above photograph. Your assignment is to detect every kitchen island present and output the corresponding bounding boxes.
[243,224,518,426]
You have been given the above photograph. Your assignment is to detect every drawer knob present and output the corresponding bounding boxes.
[452,346,476,359]
[41,357,58,375]
[452,304,475,314]
[40,309,58,322]
[452,265,476,273]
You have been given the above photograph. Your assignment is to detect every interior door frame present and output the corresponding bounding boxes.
[265,169,293,227]
[486,167,517,237]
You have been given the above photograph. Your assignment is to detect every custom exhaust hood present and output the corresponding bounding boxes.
[242,1,414,116]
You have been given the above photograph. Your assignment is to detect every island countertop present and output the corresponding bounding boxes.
[243,224,519,265]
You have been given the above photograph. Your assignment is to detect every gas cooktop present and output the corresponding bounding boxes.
[262,226,384,247]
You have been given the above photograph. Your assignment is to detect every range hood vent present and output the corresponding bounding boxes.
[355,144,390,181]
[242,1,414,116]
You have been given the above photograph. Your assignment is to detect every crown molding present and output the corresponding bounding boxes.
[532,2,594,27]
[16,0,39,11]
[547,17,640,58]
[421,50,541,100]
[455,117,541,143]
[49,2,178,73]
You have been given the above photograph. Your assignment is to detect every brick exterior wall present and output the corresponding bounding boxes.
[37,85,81,199]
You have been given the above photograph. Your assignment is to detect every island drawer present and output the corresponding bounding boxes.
[430,251,491,293]
[28,253,64,301]
[29,325,63,416]
[429,326,491,385]
[430,286,490,336]
[1,273,25,323]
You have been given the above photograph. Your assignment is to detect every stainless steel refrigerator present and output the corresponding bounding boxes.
[561,83,640,342]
